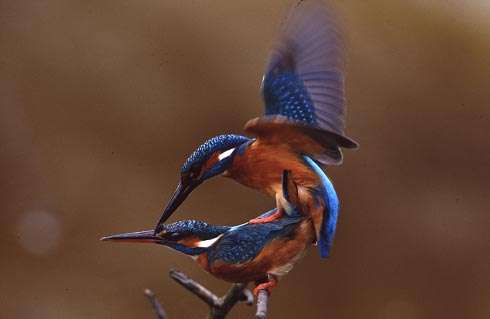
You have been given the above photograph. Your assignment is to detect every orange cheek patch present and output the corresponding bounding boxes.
[177,236,201,247]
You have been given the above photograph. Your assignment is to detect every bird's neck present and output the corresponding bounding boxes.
[159,241,207,256]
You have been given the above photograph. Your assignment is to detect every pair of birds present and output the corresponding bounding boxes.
[103,0,357,297]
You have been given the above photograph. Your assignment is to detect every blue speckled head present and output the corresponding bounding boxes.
[154,220,230,256]
[157,220,230,241]
[181,134,251,175]
[155,134,251,231]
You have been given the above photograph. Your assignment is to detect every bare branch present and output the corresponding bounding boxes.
[214,283,251,316]
[144,289,168,319]
[255,290,269,319]
[169,269,221,307]
[143,269,257,318]
[168,269,253,319]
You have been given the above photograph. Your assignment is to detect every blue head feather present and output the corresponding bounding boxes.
[158,220,230,240]
[302,155,339,258]
[156,220,231,256]
[181,134,250,177]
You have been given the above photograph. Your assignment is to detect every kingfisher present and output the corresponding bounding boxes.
[155,0,358,258]
[103,171,318,295]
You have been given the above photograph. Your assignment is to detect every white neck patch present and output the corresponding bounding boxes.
[196,234,223,248]
[218,148,235,161]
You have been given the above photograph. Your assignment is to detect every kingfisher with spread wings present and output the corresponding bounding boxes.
[154,0,358,258]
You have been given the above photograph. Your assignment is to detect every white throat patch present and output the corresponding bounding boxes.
[218,148,235,161]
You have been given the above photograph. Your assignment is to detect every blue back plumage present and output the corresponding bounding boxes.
[158,215,301,262]
[302,155,339,258]
[181,134,250,173]
[207,217,300,265]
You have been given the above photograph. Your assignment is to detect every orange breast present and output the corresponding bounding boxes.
[227,139,320,195]
[227,139,325,239]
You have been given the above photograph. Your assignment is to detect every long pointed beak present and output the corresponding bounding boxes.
[100,230,160,244]
[154,181,198,233]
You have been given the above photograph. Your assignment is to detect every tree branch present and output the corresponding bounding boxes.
[144,289,168,319]
[169,269,221,307]
[169,269,253,319]
[144,269,268,318]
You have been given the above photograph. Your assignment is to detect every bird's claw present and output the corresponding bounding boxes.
[248,210,284,224]
[253,276,277,296]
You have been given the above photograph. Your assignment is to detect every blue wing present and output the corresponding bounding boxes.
[303,155,339,258]
[207,217,300,265]
[245,0,358,165]
[263,0,346,134]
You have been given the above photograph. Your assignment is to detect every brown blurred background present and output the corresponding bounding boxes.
[1,0,489,318]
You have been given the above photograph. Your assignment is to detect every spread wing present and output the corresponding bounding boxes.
[245,0,358,165]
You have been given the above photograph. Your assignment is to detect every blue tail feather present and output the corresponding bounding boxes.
[302,155,340,258]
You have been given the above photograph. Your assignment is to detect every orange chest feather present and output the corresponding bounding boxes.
[227,140,320,195]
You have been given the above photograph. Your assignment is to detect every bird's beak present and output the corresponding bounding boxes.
[100,230,160,244]
[154,180,200,232]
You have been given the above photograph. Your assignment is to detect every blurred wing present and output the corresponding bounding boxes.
[245,0,358,165]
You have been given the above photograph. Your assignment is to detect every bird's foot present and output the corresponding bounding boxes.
[248,210,283,224]
[253,276,277,296]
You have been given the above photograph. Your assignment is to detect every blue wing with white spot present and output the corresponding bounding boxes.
[207,217,300,265]
[245,0,358,165]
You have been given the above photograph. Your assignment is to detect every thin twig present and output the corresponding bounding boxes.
[255,290,269,319]
[169,269,253,319]
[144,289,168,319]
[212,283,250,318]
[169,269,221,307]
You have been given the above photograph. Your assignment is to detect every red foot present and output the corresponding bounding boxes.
[249,210,284,224]
[253,276,278,296]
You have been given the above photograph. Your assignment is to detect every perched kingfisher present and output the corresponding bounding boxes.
[103,171,318,295]
[155,0,358,258]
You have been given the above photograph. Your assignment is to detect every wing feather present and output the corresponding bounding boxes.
[245,0,358,165]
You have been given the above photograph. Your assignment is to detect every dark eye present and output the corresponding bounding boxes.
[161,231,182,241]
[188,166,200,179]
[169,232,181,239]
